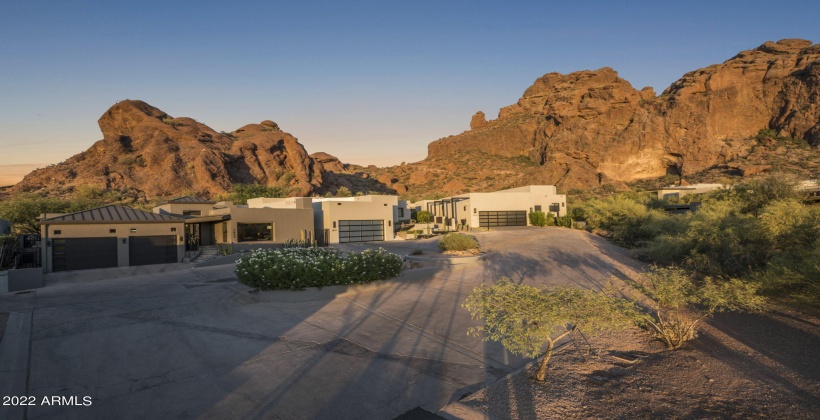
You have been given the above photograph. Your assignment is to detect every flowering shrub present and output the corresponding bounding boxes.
[235,247,403,290]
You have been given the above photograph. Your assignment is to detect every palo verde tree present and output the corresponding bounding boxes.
[415,210,433,235]
[463,277,640,381]
[629,266,765,349]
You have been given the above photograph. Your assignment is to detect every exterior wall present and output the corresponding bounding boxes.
[39,222,185,273]
[395,200,411,223]
[153,202,215,216]
[213,207,314,245]
[657,184,725,200]
[313,195,397,244]
[427,185,568,228]
[247,197,312,209]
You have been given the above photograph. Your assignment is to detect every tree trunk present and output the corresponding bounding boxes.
[535,340,554,381]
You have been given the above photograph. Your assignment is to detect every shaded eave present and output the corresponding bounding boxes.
[183,215,231,224]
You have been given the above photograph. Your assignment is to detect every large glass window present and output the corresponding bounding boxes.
[237,223,272,242]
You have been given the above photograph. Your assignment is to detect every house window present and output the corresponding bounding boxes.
[399,208,404,217]
[130,228,137,233]
[54,230,62,235]
[535,205,542,212]
[171,227,177,232]
[237,223,272,242]
[109,229,116,233]
[222,223,228,243]
[183,210,201,216]
[549,203,560,213]
[464,205,467,211]
[333,221,337,228]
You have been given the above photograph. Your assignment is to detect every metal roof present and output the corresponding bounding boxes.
[157,196,216,205]
[40,205,185,225]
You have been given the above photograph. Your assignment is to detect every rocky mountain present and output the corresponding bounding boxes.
[9,39,820,201]
[368,38,820,195]
[12,100,346,199]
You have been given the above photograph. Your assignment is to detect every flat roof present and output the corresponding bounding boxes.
[40,205,186,225]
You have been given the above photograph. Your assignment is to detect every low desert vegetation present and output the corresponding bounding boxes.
[438,232,480,252]
[235,247,402,290]
[464,266,766,379]
[463,277,641,381]
[572,175,819,310]
[627,266,765,349]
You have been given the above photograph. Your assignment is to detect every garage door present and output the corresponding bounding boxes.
[339,220,384,243]
[129,235,178,266]
[479,211,527,227]
[52,238,118,272]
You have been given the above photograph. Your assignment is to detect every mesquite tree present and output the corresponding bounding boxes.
[463,277,640,381]
[632,266,765,349]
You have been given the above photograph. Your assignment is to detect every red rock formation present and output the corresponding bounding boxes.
[426,39,820,190]
[14,100,338,198]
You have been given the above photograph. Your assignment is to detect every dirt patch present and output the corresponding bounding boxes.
[441,249,481,256]
[462,310,820,419]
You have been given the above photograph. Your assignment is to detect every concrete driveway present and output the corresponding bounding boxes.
[0,228,645,419]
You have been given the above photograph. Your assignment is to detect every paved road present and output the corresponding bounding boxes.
[0,228,644,419]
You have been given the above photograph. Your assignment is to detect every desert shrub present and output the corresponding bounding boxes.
[283,238,314,248]
[555,215,574,228]
[217,244,233,256]
[410,248,423,255]
[219,183,293,205]
[628,266,765,349]
[235,247,402,290]
[528,211,547,227]
[438,232,479,252]
[0,235,18,269]
[335,186,352,197]
[463,277,641,380]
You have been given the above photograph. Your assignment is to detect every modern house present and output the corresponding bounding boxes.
[656,183,726,200]
[425,185,567,229]
[311,195,400,244]
[154,196,314,249]
[39,205,186,273]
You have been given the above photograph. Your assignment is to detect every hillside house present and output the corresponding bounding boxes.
[426,185,567,229]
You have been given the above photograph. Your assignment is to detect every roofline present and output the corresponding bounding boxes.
[39,219,183,226]
[156,197,217,205]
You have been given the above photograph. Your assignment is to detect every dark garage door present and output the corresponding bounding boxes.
[479,211,527,227]
[52,237,118,272]
[339,220,384,243]
[129,235,178,266]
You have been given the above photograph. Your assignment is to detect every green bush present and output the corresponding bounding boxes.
[235,247,402,290]
[438,232,480,251]
[528,211,547,227]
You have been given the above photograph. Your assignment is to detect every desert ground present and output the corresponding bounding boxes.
[1,227,817,419]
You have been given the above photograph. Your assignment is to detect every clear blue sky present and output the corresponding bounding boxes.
[1,0,819,185]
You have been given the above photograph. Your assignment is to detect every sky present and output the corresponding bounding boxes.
[1,0,819,186]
